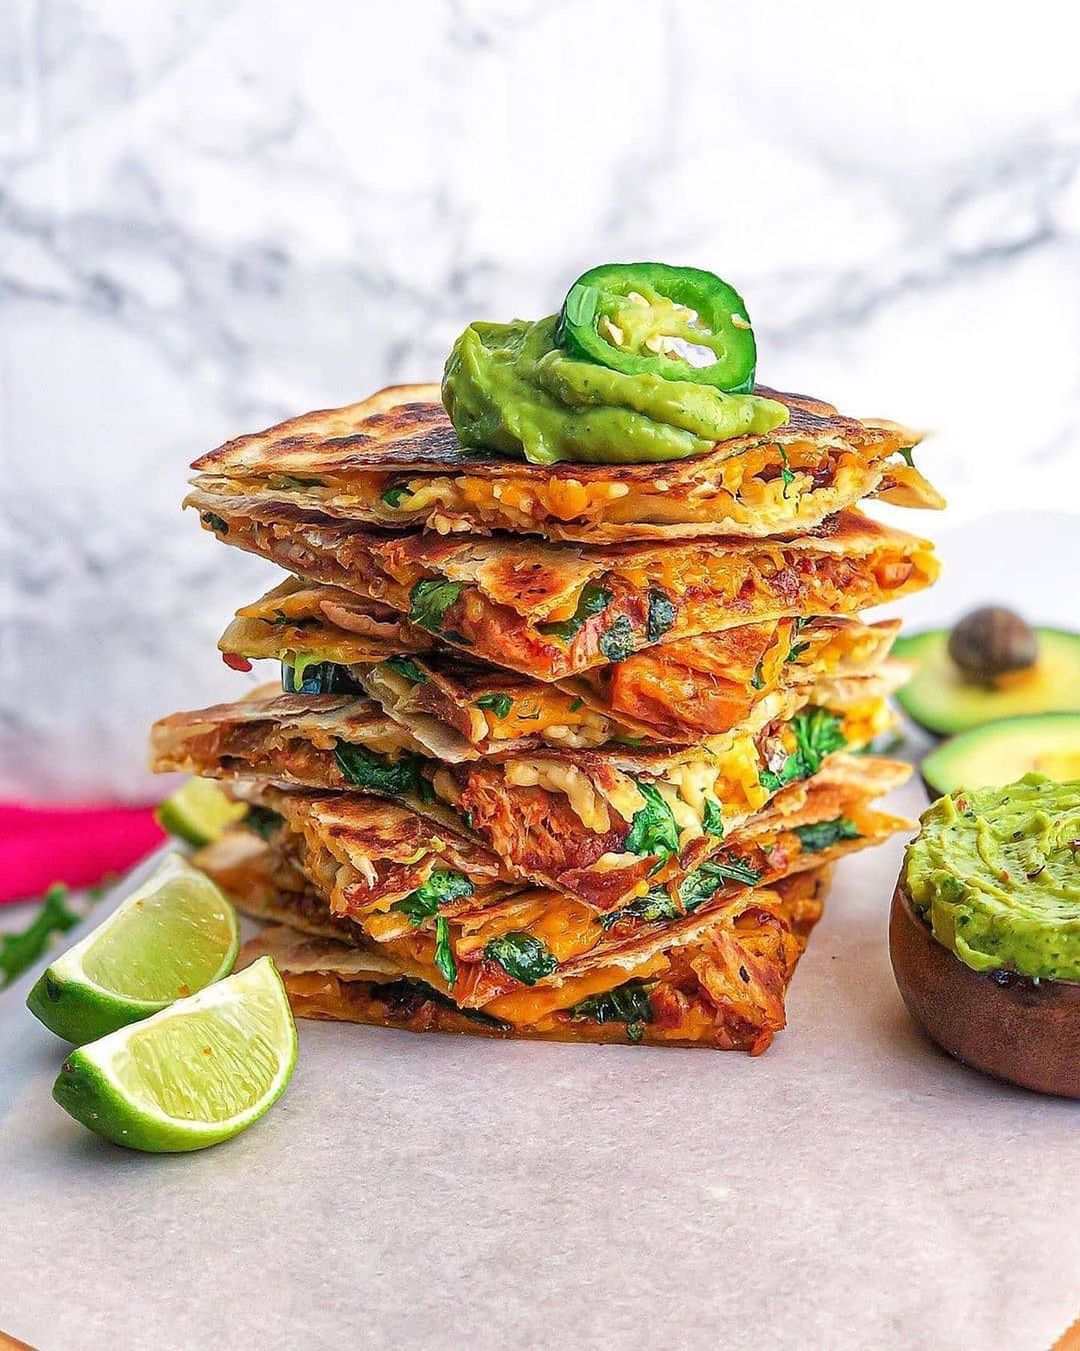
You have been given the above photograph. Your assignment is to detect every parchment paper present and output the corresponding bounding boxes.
[2,511,1077,1351]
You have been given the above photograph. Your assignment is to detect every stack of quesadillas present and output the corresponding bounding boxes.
[151,382,941,1052]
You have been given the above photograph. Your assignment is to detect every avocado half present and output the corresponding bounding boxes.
[889,882,1080,1098]
[893,627,1080,735]
[920,711,1080,798]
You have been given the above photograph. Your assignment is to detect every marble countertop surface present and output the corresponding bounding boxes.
[3,0,1080,799]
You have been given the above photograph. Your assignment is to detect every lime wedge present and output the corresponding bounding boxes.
[27,853,239,1044]
[52,957,297,1152]
[155,777,247,846]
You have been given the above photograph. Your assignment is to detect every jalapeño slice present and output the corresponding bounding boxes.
[557,262,756,392]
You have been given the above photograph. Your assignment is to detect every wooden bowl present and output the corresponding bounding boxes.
[889,882,1080,1098]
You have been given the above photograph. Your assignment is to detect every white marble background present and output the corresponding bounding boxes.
[2,0,1079,800]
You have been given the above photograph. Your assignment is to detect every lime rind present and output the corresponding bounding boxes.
[52,957,297,1153]
[27,853,239,1045]
[155,778,248,846]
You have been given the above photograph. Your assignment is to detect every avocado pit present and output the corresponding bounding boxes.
[946,605,1038,684]
[892,624,1080,737]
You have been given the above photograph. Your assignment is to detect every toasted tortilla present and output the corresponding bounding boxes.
[150,676,904,908]
[191,383,943,543]
[221,579,904,746]
[438,737,906,910]
[153,633,902,772]
[187,498,940,680]
[233,866,835,1052]
[231,781,517,921]
[192,829,376,946]
[220,576,436,666]
[199,754,908,1017]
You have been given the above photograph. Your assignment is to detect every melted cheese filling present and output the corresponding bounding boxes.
[477,687,613,747]
[483,954,671,1024]
[399,451,869,530]
[207,429,926,534]
[503,761,614,833]
[503,739,763,839]
[213,440,885,530]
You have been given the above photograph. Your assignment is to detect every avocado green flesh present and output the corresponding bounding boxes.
[921,713,1080,798]
[894,627,1080,734]
[441,315,788,465]
[902,773,1080,982]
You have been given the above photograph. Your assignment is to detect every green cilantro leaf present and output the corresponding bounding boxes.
[794,817,861,853]
[702,798,724,836]
[409,578,466,634]
[0,885,80,990]
[646,589,678,643]
[598,615,635,663]
[778,446,795,498]
[568,981,653,1042]
[244,806,285,841]
[538,584,612,642]
[624,781,680,861]
[392,869,475,925]
[677,855,764,912]
[693,855,764,892]
[484,932,558,986]
[597,887,680,930]
[384,656,427,685]
[786,618,811,663]
[381,483,413,508]
[334,743,428,798]
[475,692,514,719]
[759,706,847,793]
[434,915,457,988]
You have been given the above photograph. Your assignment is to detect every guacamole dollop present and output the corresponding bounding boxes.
[441,316,789,466]
[902,774,1080,982]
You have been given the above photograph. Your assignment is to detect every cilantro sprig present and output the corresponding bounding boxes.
[759,707,847,794]
[0,885,80,990]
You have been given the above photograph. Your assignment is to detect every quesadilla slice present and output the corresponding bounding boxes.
[429,698,904,908]
[150,691,459,833]
[223,783,520,935]
[220,578,903,745]
[149,679,634,772]
[204,762,906,1018]
[219,576,436,676]
[230,864,832,1053]
[188,498,939,680]
[213,784,888,1052]
[191,383,943,543]
[151,673,904,913]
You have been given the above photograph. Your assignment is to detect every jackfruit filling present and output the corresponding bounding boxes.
[206,438,891,528]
